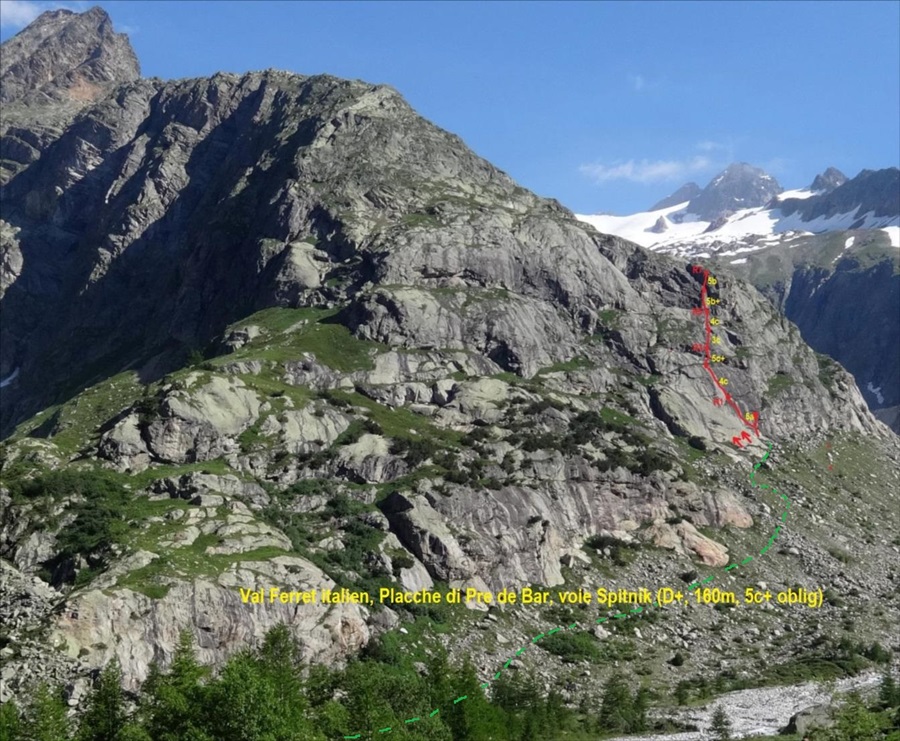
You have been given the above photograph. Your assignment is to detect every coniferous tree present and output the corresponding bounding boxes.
[673,680,691,706]
[257,624,306,717]
[22,684,71,741]
[545,689,567,731]
[112,726,151,741]
[206,651,281,741]
[76,660,128,741]
[629,686,650,732]
[305,664,352,739]
[811,693,881,741]
[881,671,900,709]
[0,700,21,741]
[598,673,633,733]
[709,705,733,741]
[207,640,326,741]
[443,659,506,740]
[141,632,210,741]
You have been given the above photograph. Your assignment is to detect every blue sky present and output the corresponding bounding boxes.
[2,1,898,214]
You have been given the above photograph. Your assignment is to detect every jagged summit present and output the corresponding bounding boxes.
[0,6,140,183]
[0,5,139,105]
[810,166,848,193]
[649,181,701,210]
[686,162,783,220]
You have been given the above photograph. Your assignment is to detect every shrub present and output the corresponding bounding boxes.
[688,435,707,451]
[540,632,601,663]
[390,437,439,467]
[635,448,671,475]
[585,534,639,566]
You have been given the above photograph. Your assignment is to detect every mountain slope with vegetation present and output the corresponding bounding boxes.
[1,8,899,739]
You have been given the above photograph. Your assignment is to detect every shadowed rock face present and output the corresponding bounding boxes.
[782,260,900,426]
[809,166,847,193]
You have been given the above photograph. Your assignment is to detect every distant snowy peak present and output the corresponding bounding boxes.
[781,167,899,222]
[810,167,848,193]
[685,162,783,221]
[575,165,900,258]
[650,182,701,211]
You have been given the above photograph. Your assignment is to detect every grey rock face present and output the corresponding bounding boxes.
[48,555,369,692]
[98,375,262,469]
[649,215,669,233]
[687,163,782,220]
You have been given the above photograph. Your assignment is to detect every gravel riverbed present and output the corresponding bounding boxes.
[603,672,882,740]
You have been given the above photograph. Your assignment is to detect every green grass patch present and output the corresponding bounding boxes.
[766,372,795,397]
[119,459,238,490]
[815,352,841,390]
[401,211,441,228]
[14,371,144,454]
[322,390,462,447]
[114,542,296,597]
[535,357,594,376]
[216,308,386,372]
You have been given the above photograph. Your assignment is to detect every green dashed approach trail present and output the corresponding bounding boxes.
[342,266,791,739]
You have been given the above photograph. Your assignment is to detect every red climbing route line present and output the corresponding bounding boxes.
[690,264,761,442]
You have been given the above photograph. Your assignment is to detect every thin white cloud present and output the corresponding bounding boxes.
[697,140,726,152]
[629,74,646,92]
[0,0,43,28]
[0,0,83,29]
[759,156,790,175]
[580,156,713,184]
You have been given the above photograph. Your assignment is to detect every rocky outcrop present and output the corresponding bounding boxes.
[99,375,262,470]
[49,554,370,692]
[649,215,669,233]
[0,8,139,106]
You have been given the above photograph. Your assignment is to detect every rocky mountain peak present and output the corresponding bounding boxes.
[809,166,848,192]
[649,181,701,211]
[687,162,782,220]
[0,5,139,106]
